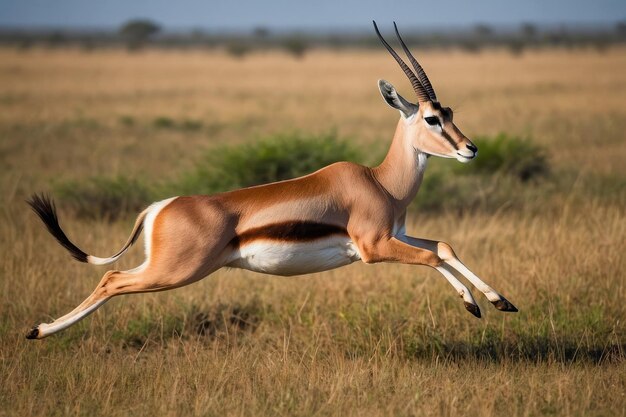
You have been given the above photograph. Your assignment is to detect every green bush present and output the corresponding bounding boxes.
[53,131,548,219]
[226,42,251,59]
[151,116,203,131]
[118,115,135,127]
[152,116,175,129]
[455,133,549,181]
[414,134,550,212]
[119,19,161,51]
[282,37,308,58]
[55,175,154,220]
[180,119,203,131]
[175,131,363,195]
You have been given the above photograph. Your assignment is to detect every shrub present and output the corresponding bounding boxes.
[506,39,525,56]
[455,133,549,181]
[150,116,203,130]
[176,131,363,195]
[180,119,203,131]
[53,131,548,219]
[226,42,251,59]
[55,175,154,220]
[119,115,135,126]
[282,37,308,59]
[413,134,550,213]
[119,19,161,51]
[152,116,175,129]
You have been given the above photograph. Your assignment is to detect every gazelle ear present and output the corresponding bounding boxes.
[378,79,418,118]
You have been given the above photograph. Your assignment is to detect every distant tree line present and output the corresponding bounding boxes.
[1,19,625,57]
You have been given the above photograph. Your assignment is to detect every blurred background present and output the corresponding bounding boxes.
[0,1,624,417]
[2,0,626,53]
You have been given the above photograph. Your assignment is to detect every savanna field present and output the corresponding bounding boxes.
[0,46,624,416]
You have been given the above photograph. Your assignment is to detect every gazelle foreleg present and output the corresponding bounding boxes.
[358,236,482,317]
[400,236,518,312]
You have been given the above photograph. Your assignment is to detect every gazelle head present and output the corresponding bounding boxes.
[374,22,477,163]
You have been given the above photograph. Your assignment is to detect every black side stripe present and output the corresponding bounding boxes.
[231,221,348,247]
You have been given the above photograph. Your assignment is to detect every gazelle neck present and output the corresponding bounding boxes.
[372,118,428,211]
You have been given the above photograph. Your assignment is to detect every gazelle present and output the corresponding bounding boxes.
[26,22,517,340]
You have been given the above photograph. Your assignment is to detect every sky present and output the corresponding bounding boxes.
[0,0,624,31]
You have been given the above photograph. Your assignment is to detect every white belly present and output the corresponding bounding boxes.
[227,236,361,276]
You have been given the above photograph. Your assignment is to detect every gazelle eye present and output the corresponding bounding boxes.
[425,116,439,126]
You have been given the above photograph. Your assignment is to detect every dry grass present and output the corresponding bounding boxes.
[0,46,625,417]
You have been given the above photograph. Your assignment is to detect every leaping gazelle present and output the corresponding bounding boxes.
[26,22,517,340]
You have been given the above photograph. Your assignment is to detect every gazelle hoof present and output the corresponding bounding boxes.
[26,326,40,340]
[492,298,518,312]
[464,302,481,318]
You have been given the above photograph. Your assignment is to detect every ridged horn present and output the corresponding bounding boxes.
[393,22,437,102]
[373,21,430,103]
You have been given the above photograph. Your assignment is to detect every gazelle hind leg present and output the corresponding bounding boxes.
[26,271,202,339]
[27,250,229,339]
[26,268,160,339]
[26,270,121,339]
[26,196,237,339]
[403,236,517,312]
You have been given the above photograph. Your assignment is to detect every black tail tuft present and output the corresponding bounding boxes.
[26,193,88,263]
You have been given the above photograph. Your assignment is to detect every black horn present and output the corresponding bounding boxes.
[393,22,437,101]
[373,21,431,103]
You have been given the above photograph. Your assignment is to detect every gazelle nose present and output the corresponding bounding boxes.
[466,143,478,153]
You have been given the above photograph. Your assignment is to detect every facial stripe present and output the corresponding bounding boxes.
[441,129,459,150]
[231,221,348,247]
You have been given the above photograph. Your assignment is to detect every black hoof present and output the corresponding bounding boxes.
[26,326,39,340]
[464,302,481,318]
[492,298,518,312]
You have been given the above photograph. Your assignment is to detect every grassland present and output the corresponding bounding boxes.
[0,46,625,416]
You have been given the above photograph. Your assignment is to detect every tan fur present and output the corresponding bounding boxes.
[28,52,517,340]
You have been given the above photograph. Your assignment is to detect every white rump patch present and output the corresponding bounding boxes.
[127,197,178,274]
